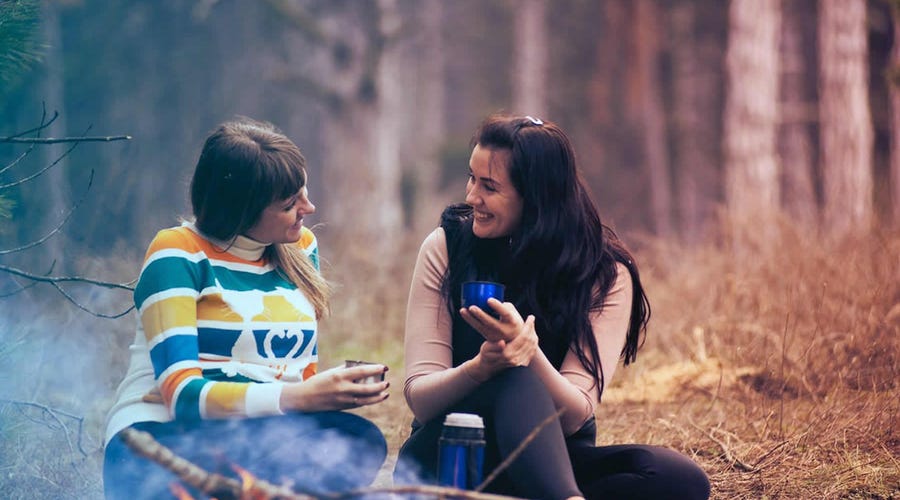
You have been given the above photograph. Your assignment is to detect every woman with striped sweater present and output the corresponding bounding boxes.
[103,117,388,499]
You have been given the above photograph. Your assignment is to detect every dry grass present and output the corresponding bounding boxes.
[322,221,900,500]
[1,222,897,499]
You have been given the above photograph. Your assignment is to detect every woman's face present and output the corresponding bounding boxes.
[465,144,524,239]
[245,185,315,244]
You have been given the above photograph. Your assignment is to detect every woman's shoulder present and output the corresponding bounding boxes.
[145,225,204,256]
[297,226,318,254]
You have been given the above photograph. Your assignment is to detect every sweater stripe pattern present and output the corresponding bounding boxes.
[134,225,319,421]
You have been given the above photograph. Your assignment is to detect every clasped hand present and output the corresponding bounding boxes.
[460,298,538,380]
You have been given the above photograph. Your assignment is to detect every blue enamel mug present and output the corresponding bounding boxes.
[461,281,505,316]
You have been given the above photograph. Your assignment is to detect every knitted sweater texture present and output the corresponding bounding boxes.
[105,223,320,443]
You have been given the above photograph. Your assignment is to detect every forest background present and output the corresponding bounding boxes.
[1,0,897,499]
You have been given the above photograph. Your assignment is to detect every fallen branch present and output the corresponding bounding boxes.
[121,428,529,500]
[476,407,566,492]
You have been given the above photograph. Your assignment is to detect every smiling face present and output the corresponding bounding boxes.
[465,144,524,239]
[244,185,315,244]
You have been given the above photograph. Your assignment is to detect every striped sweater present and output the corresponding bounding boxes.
[105,222,320,443]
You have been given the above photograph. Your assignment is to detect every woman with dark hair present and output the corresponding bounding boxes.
[103,117,389,499]
[394,114,710,499]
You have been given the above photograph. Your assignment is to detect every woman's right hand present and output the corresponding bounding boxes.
[279,364,389,412]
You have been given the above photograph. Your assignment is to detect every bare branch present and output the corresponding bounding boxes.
[4,108,59,139]
[0,263,135,290]
[0,135,132,144]
[49,281,135,319]
[475,407,566,492]
[0,399,91,457]
[0,170,94,255]
[0,146,36,176]
[120,428,529,500]
[0,137,80,190]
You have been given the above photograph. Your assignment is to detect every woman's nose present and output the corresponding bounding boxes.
[299,198,315,214]
[465,186,479,206]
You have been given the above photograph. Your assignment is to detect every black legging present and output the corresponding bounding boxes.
[395,368,710,500]
[104,411,386,499]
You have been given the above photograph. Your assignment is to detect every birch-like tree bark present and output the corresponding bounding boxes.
[723,0,781,243]
[779,0,818,228]
[818,0,874,236]
[511,0,547,116]
[669,0,724,243]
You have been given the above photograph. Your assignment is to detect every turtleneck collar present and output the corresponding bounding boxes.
[183,221,268,261]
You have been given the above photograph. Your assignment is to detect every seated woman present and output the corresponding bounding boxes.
[103,117,389,499]
[394,114,710,500]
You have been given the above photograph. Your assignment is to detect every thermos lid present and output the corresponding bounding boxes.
[444,412,484,429]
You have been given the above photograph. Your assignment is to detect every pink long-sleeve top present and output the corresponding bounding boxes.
[403,228,634,436]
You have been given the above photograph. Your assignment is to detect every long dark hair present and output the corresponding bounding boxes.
[190,117,331,318]
[441,114,649,397]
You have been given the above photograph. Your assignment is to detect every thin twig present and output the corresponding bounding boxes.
[0,138,80,190]
[0,264,135,290]
[0,170,94,255]
[475,407,566,492]
[4,108,58,139]
[0,146,35,176]
[687,420,757,472]
[49,281,135,319]
[0,399,90,457]
[0,135,132,144]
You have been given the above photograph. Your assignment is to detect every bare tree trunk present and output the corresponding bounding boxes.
[669,0,724,243]
[723,0,781,245]
[887,1,900,228]
[633,0,673,238]
[411,0,449,231]
[779,0,819,228]
[818,0,874,237]
[512,0,548,116]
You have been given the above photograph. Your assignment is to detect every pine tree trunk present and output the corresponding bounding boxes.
[818,0,874,236]
[723,0,781,243]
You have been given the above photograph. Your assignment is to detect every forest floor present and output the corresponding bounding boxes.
[1,223,898,499]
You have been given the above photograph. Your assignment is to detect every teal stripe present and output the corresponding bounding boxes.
[134,257,207,308]
[174,378,207,421]
[210,265,293,292]
[308,247,320,271]
[202,368,255,383]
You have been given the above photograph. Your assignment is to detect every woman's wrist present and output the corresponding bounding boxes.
[462,357,491,383]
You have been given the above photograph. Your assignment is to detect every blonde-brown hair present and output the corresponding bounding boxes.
[190,117,331,318]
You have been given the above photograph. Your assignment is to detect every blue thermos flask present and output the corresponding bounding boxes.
[437,413,486,489]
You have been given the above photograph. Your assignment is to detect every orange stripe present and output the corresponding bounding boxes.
[160,367,202,406]
[302,362,318,380]
[147,227,269,267]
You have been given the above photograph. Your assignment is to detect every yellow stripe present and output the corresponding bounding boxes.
[255,296,316,322]
[142,296,197,341]
[197,294,243,322]
[205,382,248,417]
